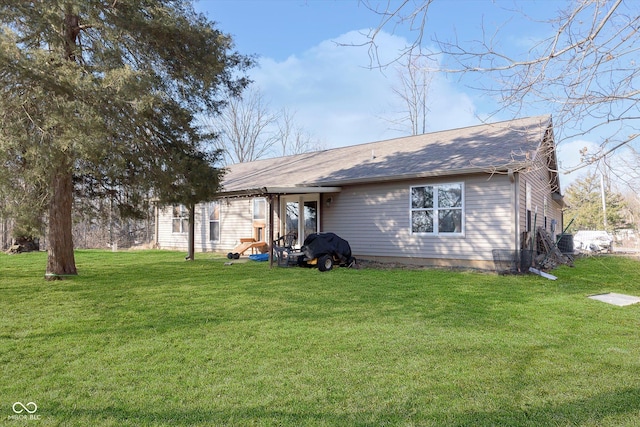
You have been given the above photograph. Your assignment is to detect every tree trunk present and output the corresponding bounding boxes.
[46,159,77,280]
[43,7,79,280]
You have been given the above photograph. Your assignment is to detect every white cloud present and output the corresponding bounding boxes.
[424,75,478,131]
[250,30,481,148]
[238,28,603,192]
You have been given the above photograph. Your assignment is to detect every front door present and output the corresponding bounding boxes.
[282,195,319,248]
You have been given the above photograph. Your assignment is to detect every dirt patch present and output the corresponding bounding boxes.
[356,258,489,273]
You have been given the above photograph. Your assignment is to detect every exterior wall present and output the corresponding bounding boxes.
[156,170,563,270]
[321,173,516,269]
[156,197,268,253]
[518,154,564,247]
[156,205,183,250]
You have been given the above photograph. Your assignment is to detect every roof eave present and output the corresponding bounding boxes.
[217,185,342,198]
[309,166,525,186]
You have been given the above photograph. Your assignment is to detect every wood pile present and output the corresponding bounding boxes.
[535,227,574,270]
[5,236,40,254]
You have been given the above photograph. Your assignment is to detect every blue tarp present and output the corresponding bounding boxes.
[249,253,269,262]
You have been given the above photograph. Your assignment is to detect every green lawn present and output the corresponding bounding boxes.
[2,250,640,426]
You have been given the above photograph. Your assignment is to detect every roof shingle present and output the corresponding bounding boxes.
[221,115,552,194]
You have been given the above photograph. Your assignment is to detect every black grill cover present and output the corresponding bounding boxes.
[301,233,352,263]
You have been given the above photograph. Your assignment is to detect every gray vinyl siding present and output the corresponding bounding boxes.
[155,169,563,268]
[156,205,187,250]
[156,198,263,252]
[322,174,514,264]
[519,153,564,241]
[218,198,253,250]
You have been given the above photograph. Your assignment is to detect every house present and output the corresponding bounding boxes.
[155,115,564,270]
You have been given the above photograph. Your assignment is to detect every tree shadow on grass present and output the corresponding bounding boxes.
[446,387,640,427]
[47,387,640,426]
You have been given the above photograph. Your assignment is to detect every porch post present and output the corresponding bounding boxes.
[268,194,275,268]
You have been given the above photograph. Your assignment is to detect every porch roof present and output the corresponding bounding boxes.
[220,115,555,195]
[216,186,343,198]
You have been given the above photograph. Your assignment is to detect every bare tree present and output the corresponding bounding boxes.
[278,108,324,156]
[387,53,433,135]
[205,87,324,163]
[207,87,281,165]
[359,0,639,175]
[616,144,640,189]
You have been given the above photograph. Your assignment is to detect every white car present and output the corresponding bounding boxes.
[573,230,614,253]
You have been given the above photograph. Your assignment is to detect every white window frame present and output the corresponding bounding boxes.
[253,198,266,221]
[281,194,320,247]
[410,183,464,235]
[209,201,220,242]
[171,205,189,234]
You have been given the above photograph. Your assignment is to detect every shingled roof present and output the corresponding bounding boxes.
[220,115,554,195]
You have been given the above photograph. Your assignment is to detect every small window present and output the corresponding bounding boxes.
[209,202,220,242]
[253,198,266,221]
[253,198,267,241]
[410,183,463,234]
[172,205,189,234]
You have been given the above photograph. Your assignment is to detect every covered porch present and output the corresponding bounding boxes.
[220,185,341,266]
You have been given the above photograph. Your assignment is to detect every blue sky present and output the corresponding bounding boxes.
[193,0,601,188]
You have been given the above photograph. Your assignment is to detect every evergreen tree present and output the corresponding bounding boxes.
[0,1,253,279]
[564,172,628,233]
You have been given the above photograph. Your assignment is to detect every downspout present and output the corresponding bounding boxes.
[509,169,519,253]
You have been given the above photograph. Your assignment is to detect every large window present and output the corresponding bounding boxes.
[411,183,463,234]
[209,202,220,242]
[172,205,189,234]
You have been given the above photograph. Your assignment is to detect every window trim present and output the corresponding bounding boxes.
[410,182,465,236]
[171,205,189,234]
[209,201,220,242]
[253,197,267,221]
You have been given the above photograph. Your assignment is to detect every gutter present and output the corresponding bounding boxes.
[219,163,529,196]
[218,186,342,198]
[309,165,525,187]
[552,192,567,208]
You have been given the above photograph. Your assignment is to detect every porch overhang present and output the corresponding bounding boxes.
[264,186,342,194]
[218,186,342,198]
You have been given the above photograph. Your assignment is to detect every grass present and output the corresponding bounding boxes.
[1,250,640,426]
